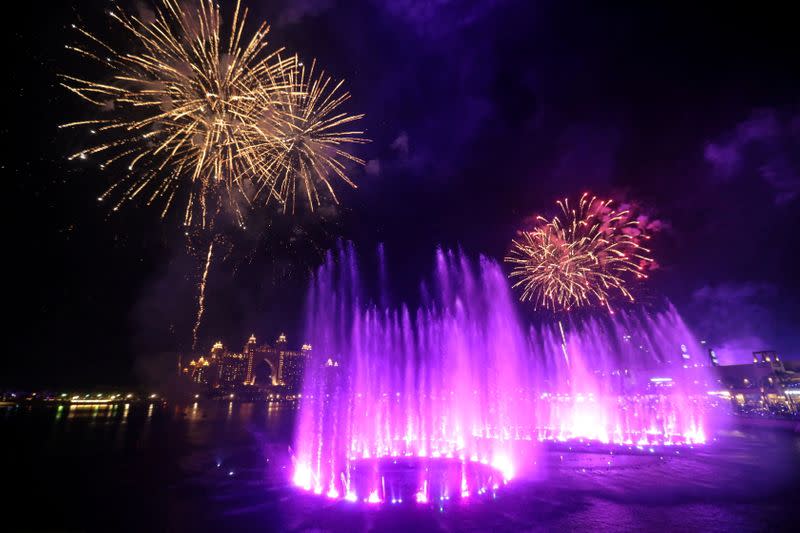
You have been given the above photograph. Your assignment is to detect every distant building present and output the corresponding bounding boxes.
[276,333,287,351]
[280,343,311,392]
[244,334,257,385]
[714,350,800,413]
[219,352,248,385]
[238,333,310,391]
[187,356,212,385]
[752,350,783,371]
[211,341,225,360]
[182,334,311,393]
[708,348,719,367]
[679,343,692,368]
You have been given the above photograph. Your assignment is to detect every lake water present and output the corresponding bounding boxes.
[2,402,798,532]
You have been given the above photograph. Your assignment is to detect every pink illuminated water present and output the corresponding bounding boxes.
[292,244,710,503]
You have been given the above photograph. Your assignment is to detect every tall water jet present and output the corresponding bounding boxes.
[293,244,528,503]
[292,244,711,504]
[528,307,709,445]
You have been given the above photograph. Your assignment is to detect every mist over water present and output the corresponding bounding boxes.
[293,243,711,502]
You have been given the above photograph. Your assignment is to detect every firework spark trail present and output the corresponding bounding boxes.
[505,193,655,313]
[61,0,295,227]
[62,0,369,349]
[61,0,367,223]
[192,240,214,351]
[558,319,570,366]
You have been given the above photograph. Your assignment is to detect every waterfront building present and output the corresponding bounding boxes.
[708,348,719,367]
[714,351,800,413]
[182,334,312,394]
[243,333,310,391]
[219,352,249,385]
[187,356,212,385]
[244,334,257,385]
[280,344,311,392]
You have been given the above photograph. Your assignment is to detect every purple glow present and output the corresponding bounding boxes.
[292,245,710,503]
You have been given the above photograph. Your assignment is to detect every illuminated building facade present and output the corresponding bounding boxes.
[752,350,783,371]
[187,356,212,385]
[714,351,800,414]
[708,348,719,367]
[219,352,248,385]
[276,333,287,351]
[242,333,310,391]
[280,343,311,392]
[244,334,257,385]
[182,334,311,393]
[211,341,225,360]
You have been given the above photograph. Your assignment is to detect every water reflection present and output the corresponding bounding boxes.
[1,402,798,532]
[11,401,299,459]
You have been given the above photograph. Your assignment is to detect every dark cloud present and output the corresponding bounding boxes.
[365,159,381,176]
[551,123,623,191]
[690,282,778,364]
[134,1,157,25]
[276,0,334,26]
[390,131,409,157]
[377,0,504,38]
[704,109,800,205]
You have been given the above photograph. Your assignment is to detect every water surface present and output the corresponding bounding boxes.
[1,403,798,532]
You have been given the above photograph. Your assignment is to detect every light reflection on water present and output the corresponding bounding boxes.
[0,402,798,532]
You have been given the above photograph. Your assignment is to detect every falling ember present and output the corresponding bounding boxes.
[505,193,656,313]
[192,241,214,351]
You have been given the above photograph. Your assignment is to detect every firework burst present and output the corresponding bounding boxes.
[244,58,369,213]
[505,193,656,313]
[61,0,367,226]
[61,0,368,349]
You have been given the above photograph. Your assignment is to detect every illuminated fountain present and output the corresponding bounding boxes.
[292,243,710,504]
[528,310,708,446]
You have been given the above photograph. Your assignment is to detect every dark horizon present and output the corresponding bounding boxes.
[5,0,799,388]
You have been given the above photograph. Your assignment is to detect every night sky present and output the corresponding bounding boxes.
[5,0,799,387]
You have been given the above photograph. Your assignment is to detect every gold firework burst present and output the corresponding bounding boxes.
[244,58,369,213]
[61,0,367,227]
[505,193,655,313]
[61,0,368,349]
